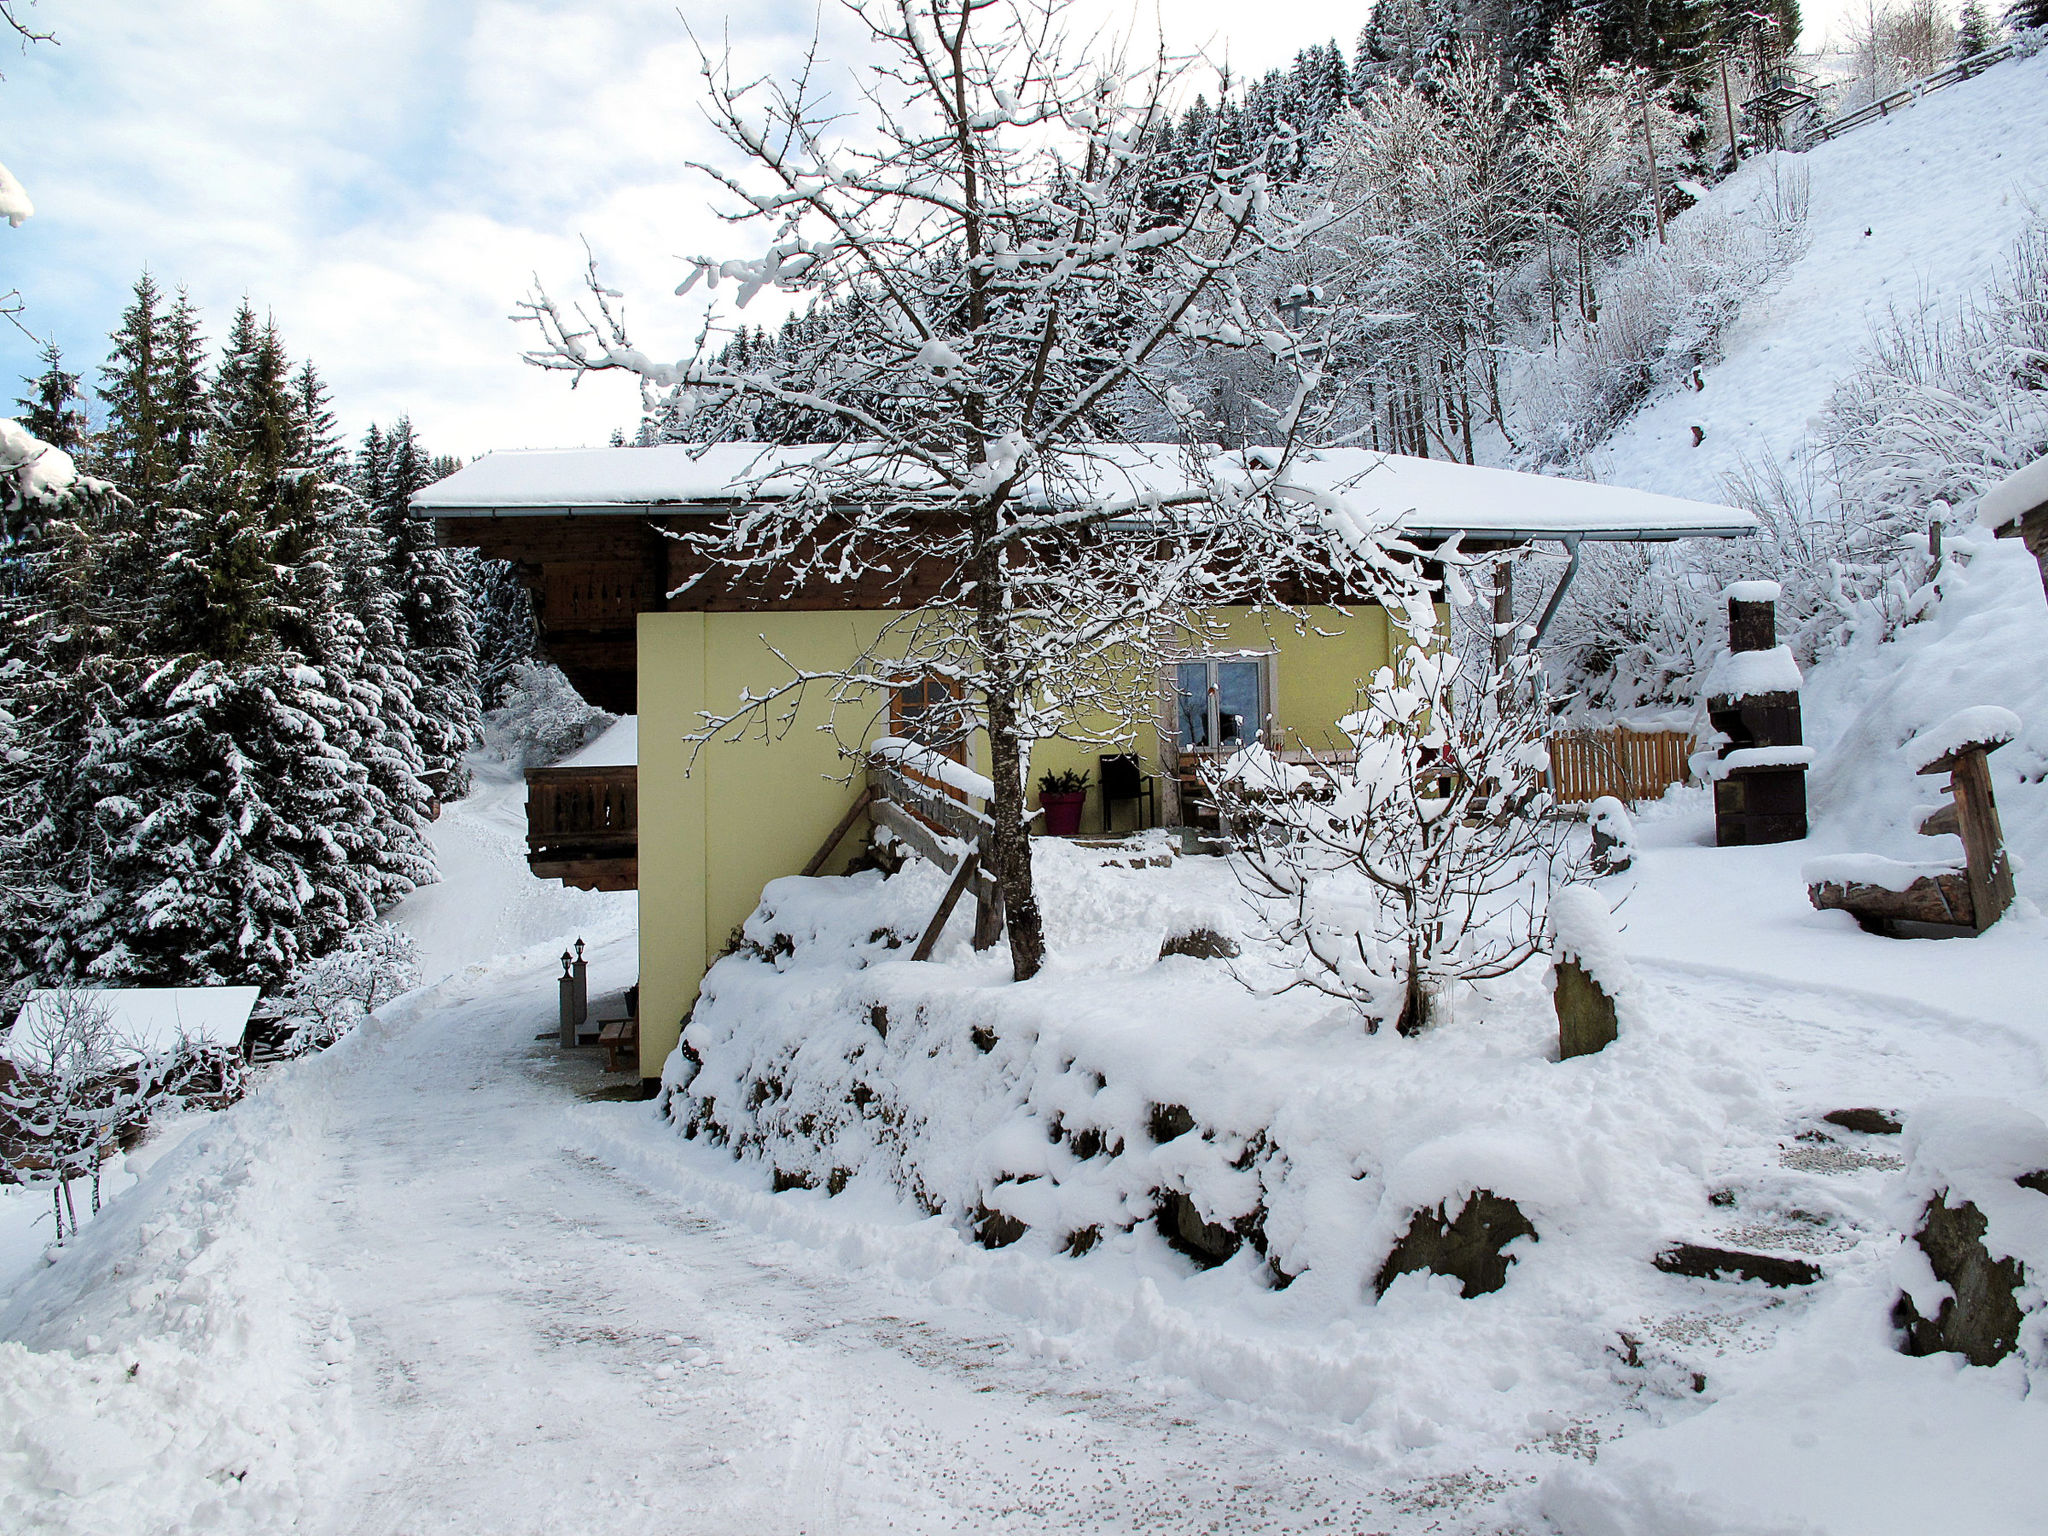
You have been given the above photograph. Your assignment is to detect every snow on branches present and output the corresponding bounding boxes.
[1213,593,1585,1036]
[518,0,1432,981]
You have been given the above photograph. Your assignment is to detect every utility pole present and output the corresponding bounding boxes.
[1720,51,1740,168]
[1640,94,1667,245]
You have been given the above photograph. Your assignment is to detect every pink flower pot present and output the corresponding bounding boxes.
[1040,791,1086,836]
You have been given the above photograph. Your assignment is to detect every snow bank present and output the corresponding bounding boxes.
[1976,453,2048,531]
[1897,1099,2048,1284]
[1808,528,2048,882]
[1902,705,2022,772]
[1702,645,1802,701]
[0,1057,350,1532]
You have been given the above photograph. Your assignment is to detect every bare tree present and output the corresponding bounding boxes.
[1212,598,1583,1035]
[1,990,138,1242]
[521,0,1425,980]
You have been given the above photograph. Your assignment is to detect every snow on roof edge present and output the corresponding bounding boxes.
[412,442,1758,541]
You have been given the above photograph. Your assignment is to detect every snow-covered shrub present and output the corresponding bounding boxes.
[270,922,420,1054]
[481,660,617,774]
[1827,215,2048,527]
[1215,607,1585,1035]
[1520,166,1810,465]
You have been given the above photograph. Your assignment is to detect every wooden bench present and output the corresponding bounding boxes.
[597,1015,638,1073]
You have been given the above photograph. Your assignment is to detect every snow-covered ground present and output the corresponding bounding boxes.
[1,746,2038,1533]
[3,57,2046,1536]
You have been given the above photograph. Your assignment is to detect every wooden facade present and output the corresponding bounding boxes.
[526,764,639,892]
[435,509,1400,714]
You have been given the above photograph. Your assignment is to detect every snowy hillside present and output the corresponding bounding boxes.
[1583,48,2048,504]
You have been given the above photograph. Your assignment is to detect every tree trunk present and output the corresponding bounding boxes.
[972,513,1046,983]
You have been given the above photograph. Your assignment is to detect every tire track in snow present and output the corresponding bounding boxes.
[298,950,1527,1535]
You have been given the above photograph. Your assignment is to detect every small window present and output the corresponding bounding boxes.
[891,676,966,760]
[1173,655,1272,755]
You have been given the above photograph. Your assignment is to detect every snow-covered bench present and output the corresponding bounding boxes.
[1806,707,2019,936]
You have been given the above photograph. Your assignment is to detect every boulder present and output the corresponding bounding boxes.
[1893,1193,2028,1366]
[1373,1190,1536,1299]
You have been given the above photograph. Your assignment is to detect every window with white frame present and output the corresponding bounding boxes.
[1171,653,1276,755]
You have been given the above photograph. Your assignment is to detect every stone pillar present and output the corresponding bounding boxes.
[558,951,577,1049]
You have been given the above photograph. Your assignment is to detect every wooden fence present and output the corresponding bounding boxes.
[1805,41,2019,145]
[1547,728,1696,806]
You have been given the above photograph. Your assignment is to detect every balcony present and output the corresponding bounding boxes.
[526,766,638,891]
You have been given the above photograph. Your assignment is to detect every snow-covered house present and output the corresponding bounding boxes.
[416,444,1754,1082]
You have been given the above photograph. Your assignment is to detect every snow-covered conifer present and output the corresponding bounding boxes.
[361,418,480,801]
[14,341,88,455]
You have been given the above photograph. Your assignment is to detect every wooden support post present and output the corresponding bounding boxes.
[801,786,875,877]
[1949,747,2015,932]
[1492,557,1515,672]
[1555,959,1620,1060]
[558,952,577,1049]
[913,855,981,963]
[972,865,1006,951]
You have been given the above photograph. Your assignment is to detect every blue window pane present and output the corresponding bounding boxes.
[1216,661,1261,748]
[1177,662,1212,748]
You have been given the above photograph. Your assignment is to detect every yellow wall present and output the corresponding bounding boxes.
[1022,605,1396,829]
[634,604,1396,1077]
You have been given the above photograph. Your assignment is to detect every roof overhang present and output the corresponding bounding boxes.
[413,442,1759,543]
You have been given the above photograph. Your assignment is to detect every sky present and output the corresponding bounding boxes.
[1,0,1873,461]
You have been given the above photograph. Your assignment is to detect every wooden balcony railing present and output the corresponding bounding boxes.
[526,765,638,891]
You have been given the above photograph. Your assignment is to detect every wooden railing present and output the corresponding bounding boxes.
[861,753,1005,956]
[1547,728,1696,806]
[1805,42,2018,145]
[526,766,638,891]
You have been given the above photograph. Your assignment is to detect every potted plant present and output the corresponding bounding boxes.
[1036,768,1091,837]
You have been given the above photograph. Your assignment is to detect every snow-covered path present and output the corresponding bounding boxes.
[300,941,1426,1535]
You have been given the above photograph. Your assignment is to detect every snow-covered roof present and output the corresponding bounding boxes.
[4,986,261,1068]
[1977,453,2048,531]
[413,442,1757,542]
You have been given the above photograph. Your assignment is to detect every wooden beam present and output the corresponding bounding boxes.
[801,786,874,877]
[913,855,981,962]
[1949,748,2016,932]
[869,797,962,873]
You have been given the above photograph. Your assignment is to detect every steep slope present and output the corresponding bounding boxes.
[1583,47,2048,506]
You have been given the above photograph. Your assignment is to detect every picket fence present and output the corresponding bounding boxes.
[1546,727,1696,805]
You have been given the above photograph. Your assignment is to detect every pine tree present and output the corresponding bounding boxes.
[465,554,540,711]
[361,418,480,801]
[1957,0,1997,54]
[96,272,174,498]
[161,289,210,478]
[15,342,88,455]
[2009,0,2046,30]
